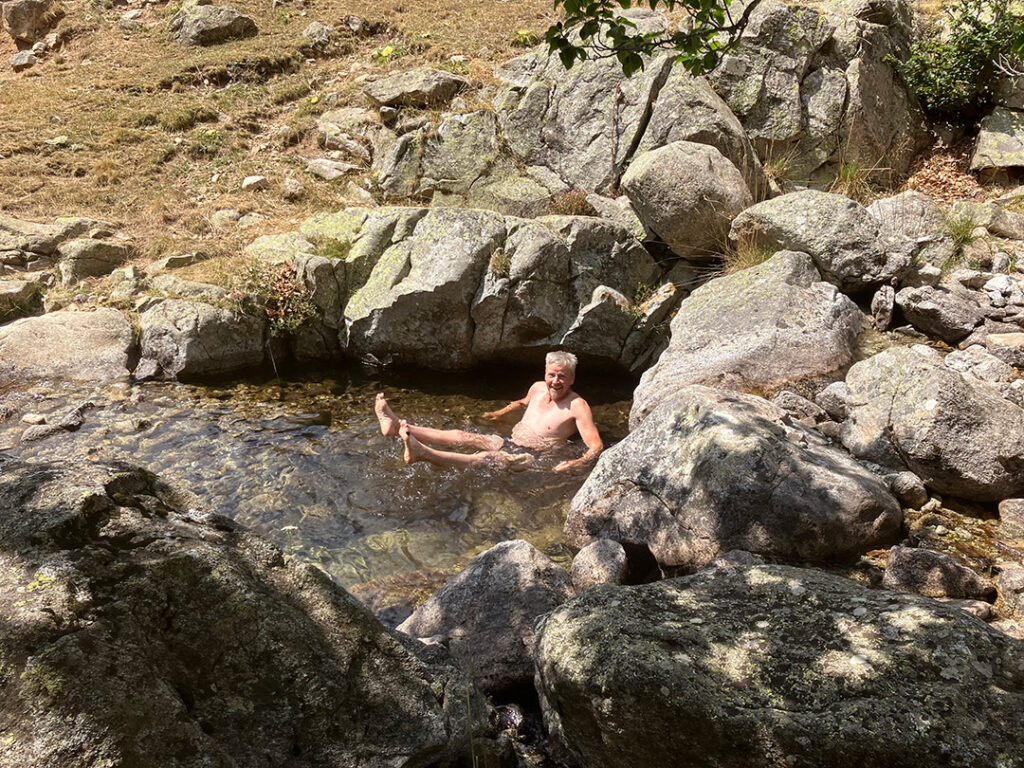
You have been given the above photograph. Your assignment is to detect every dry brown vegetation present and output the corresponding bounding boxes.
[0,0,552,269]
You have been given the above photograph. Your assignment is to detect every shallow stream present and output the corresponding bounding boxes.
[0,365,633,622]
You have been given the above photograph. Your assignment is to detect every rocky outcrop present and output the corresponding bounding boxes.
[621,141,752,260]
[1,0,61,42]
[261,206,666,371]
[57,239,129,285]
[709,0,928,185]
[0,308,133,383]
[842,345,1024,501]
[168,2,257,46]
[894,285,983,344]
[398,540,574,695]
[363,67,468,108]
[137,299,266,379]
[0,456,484,768]
[0,213,113,272]
[729,190,912,292]
[631,251,864,427]
[567,386,902,570]
[535,565,1024,768]
[972,107,1024,174]
[0,279,41,320]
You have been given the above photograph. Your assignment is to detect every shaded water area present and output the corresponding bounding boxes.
[0,364,633,619]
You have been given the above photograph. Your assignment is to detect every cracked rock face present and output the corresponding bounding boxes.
[0,308,134,383]
[0,456,484,768]
[631,250,864,427]
[841,345,1024,501]
[567,385,902,570]
[535,565,1024,768]
[138,299,267,379]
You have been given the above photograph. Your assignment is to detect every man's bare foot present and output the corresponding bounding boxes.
[399,420,424,465]
[375,392,399,436]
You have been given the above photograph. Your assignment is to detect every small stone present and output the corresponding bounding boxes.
[210,209,241,227]
[302,20,331,46]
[237,213,265,227]
[999,498,1024,539]
[11,51,38,71]
[306,158,358,180]
[21,413,46,425]
[814,381,850,421]
[886,471,929,509]
[281,176,305,201]
[241,175,269,191]
[571,539,628,593]
[993,252,1012,273]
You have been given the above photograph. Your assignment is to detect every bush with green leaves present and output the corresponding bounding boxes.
[230,260,318,337]
[545,0,763,76]
[898,0,1024,120]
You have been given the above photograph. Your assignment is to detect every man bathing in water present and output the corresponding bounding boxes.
[374,351,603,473]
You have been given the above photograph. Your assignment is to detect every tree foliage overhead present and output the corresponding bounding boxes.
[544,0,763,77]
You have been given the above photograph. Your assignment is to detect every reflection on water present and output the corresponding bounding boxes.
[0,366,631,614]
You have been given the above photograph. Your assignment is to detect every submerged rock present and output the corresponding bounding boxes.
[568,386,901,570]
[883,545,997,600]
[535,565,1024,768]
[398,540,574,695]
[0,456,485,768]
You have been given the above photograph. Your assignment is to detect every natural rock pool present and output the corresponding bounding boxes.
[0,365,632,622]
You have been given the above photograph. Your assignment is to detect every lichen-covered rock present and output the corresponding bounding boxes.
[868,190,951,265]
[362,67,469,108]
[0,308,133,383]
[729,190,910,292]
[883,545,996,600]
[138,299,266,379]
[894,285,983,344]
[57,239,129,285]
[0,213,112,258]
[168,2,257,46]
[842,345,1024,501]
[621,141,752,260]
[2,0,61,42]
[972,107,1024,172]
[631,251,864,427]
[568,386,901,570]
[535,565,1024,768]
[494,9,673,194]
[0,456,484,768]
[398,540,574,695]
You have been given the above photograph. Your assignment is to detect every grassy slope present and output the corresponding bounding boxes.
[0,0,552,267]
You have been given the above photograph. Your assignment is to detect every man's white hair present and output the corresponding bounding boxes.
[546,350,578,374]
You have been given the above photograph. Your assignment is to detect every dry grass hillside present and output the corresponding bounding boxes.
[0,0,972,273]
[0,0,552,264]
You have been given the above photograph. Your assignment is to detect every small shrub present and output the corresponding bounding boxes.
[943,211,980,267]
[489,249,510,278]
[721,233,775,275]
[897,0,1024,121]
[372,44,405,65]
[511,29,539,47]
[549,190,597,217]
[828,159,875,203]
[159,105,219,132]
[230,260,319,337]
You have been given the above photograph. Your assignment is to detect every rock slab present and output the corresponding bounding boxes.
[535,565,1024,768]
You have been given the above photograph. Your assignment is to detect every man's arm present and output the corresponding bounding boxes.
[482,382,541,420]
[554,398,603,473]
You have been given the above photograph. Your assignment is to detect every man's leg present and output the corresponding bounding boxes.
[400,421,495,468]
[375,393,503,451]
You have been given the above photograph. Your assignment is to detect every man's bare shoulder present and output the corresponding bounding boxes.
[569,393,591,412]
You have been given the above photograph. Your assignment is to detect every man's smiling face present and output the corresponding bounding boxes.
[545,363,574,401]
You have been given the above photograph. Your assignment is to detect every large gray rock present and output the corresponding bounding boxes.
[57,239,129,285]
[0,308,133,382]
[894,285,982,344]
[709,0,927,184]
[842,345,1024,501]
[1,0,59,42]
[883,545,997,600]
[398,540,574,695]
[621,141,752,260]
[0,279,40,320]
[568,386,902,570]
[138,299,266,379]
[0,456,484,768]
[729,190,910,292]
[635,67,765,197]
[535,565,1024,768]
[972,107,1024,173]
[868,189,952,265]
[494,10,673,194]
[168,3,257,46]
[0,213,112,258]
[631,250,864,427]
[950,200,1024,241]
[363,67,468,108]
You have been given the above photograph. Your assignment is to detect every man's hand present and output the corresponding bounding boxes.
[553,459,581,473]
